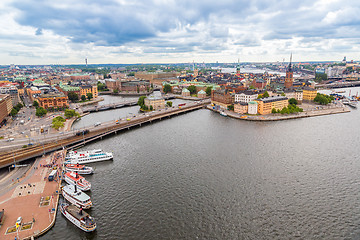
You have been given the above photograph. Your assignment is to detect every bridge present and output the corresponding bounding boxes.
[81,94,177,113]
[0,100,210,169]
[316,80,360,89]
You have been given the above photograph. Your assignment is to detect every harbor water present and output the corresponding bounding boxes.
[44,91,360,239]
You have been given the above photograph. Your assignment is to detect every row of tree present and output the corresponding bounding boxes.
[314,93,334,105]
[67,92,93,103]
[10,103,24,117]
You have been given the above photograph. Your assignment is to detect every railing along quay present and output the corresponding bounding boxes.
[0,100,209,169]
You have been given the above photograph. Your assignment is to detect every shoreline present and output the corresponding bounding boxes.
[207,105,351,121]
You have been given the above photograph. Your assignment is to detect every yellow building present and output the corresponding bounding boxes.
[80,85,98,99]
[144,94,165,110]
[302,87,317,101]
[255,96,288,115]
[234,102,248,114]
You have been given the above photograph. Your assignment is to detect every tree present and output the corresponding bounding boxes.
[137,86,140,93]
[81,95,86,101]
[227,104,234,111]
[163,84,172,94]
[52,116,66,130]
[257,94,263,99]
[33,100,39,108]
[187,85,196,94]
[10,108,18,117]
[97,82,107,91]
[86,92,93,100]
[288,98,298,105]
[64,109,79,119]
[150,105,153,111]
[137,96,147,107]
[249,85,255,89]
[67,92,79,102]
[166,101,173,107]
[263,91,269,98]
[35,107,47,117]
[315,73,328,83]
[113,89,119,94]
[205,86,212,96]
[127,72,135,76]
[271,108,277,114]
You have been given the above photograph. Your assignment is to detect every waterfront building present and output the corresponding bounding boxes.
[234,91,258,103]
[284,89,303,104]
[144,92,165,110]
[182,88,190,97]
[234,102,248,114]
[0,94,12,126]
[57,81,80,96]
[197,90,207,98]
[211,89,233,109]
[247,101,258,115]
[80,85,98,99]
[105,79,150,92]
[285,54,294,89]
[255,96,288,115]
[302,87,317,102]
[37,93,69,109]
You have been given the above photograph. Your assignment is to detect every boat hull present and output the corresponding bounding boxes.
[62,189,92,209]
[65,155,113,165]
[64,176,91,191]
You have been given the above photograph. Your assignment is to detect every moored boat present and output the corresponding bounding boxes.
[62,184,92,209]
[64,172,91,191]
[60,202,96,232]
[65,149,113,164]
[220,111,228,117]
[65,163,94,175]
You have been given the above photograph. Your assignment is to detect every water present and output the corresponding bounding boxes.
[44,91,360,239]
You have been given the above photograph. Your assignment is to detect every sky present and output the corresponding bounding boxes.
[0,0,359,65]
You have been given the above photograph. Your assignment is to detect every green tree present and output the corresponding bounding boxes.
[314,73,328,83]
[205,86,212,96]
[113,89,119,94]
[67,92,79,102]
[137,96,147,107]
[150,105,153,111]
[187,85,197,94]
[35,107,47,117]
[127,72,135,76]
[86,92,93,100]
[33,100,39,108]
[314,93,332,105]
[288,98,298,105]
[52,116,66,130]
[271,108,277,114]
[137,86,140,93]
[263,91,269,98]
[163,84,172,94]
[81,95,86,101]
[166,101,173,107]
[227,104,234,111]
[64,109,80,119]
[249,85,255,89]
[257,94,263,99]
[10,108,18,117]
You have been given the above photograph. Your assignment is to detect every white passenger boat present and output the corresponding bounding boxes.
[60,202,96,232]
[64,172,91,191]
[62,184,92,209]
[220,111,228,117]
[65,164,94,175]
[65,149,113,164]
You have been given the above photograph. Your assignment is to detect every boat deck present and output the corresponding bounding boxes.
[67,205,89,219]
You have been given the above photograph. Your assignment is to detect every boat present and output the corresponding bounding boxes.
[65,163,94,175]
[64,172,91,191]
[60,202,96,232]
[342,99,357,108]
[65,149,113,164]
[335,90,346,93]
[220,111,228,117]
[62,184,92,209]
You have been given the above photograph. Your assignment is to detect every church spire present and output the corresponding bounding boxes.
[288,53,292,72]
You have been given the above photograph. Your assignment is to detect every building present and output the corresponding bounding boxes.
[251,78,267,89]
[197,90,206,98]
[211,89,233,109]
[135,72,180,85]
[144,91,165,110]
[234,102,248,114]
[105,79,150,92]
[234,91,258,103]
[182,88,190,97]
[80,85,98,99]
[26,87,41,102]
[255,96,288,115]
[285,54,293,88]
[37,93,69,109]
[284,89,303,104]
[0,94,12,126]
[302,87,317,102]
[70,74,90,81]
[248,101,258,115]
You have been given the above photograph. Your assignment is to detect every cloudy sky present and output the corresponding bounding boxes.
[0,0,359,65]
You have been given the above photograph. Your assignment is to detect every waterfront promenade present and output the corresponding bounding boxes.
[0,150,65,239]
[208,102,351,121]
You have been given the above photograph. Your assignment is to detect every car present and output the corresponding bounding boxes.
[28,143,34,146]
[6,138,14,142]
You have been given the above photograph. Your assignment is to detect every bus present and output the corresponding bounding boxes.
[48,170,57,181]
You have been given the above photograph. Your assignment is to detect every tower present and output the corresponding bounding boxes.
[85,58,88,67]
[236,58,240,76]
[284,53,293,89]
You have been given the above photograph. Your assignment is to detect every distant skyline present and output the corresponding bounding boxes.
[0,0,359,65]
